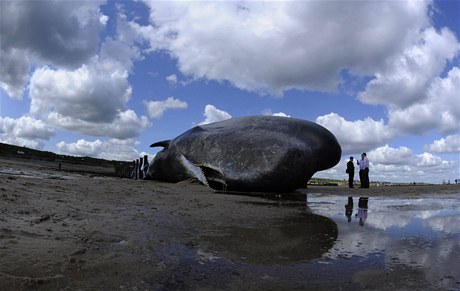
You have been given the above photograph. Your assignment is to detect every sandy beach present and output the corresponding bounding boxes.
[1,155,459,290]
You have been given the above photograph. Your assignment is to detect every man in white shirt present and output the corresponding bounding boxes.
[357,153,370,188]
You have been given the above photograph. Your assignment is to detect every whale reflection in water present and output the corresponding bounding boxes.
[201,213,338,264]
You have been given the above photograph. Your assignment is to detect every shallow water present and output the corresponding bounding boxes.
[153,192,460,290]
[305,193,460,289]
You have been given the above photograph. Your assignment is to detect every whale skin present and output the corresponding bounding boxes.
[146,116,342,192]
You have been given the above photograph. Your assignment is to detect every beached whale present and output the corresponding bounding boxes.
[146,116,341,192]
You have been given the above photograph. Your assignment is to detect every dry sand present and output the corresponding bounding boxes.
[0,156,459,290]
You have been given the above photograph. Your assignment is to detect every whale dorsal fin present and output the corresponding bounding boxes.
[150,140,170,148]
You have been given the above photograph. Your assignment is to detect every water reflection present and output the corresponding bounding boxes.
[356,197,369,226]
[201,213,338,264]
[189,192,460,289]
[345,197,353,222]
[307,193,460,289]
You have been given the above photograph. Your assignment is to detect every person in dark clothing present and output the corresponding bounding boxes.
[346,156,355,188]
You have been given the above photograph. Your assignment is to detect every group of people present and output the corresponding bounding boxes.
[346,153,370,188]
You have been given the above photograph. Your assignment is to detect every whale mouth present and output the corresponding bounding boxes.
[179,154,227,189]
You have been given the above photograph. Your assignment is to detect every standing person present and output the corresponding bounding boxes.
[362,153,370,188]
[357,153,369,188]
[357,153,370,188]
[346,157,355,188]
[357,153,364,188]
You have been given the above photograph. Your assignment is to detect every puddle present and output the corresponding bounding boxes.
[201,213,338,264]
[154,192,460,289]
[305,194,460,287]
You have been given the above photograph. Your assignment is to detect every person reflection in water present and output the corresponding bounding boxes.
[345,196,353,222]
[356,197,369,226]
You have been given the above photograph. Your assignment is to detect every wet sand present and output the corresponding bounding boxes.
[1,156,459,290]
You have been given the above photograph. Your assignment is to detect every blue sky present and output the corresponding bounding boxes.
[1,0,459,183]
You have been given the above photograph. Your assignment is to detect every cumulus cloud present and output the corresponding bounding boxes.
[262,109,291,117]
[166,74,178,84]
[139,1,458,141]
[315,113,394,155]
[141,0,432,95]
[0,48,29,99]
[415,152,443,167]
[424,135,460,153]
[0,0,107,99]
[387,66,460,135]
[47,110,149,140]
[369,144,413,165]
[56,139,104,157]
[367,146,455,183]
[358,27,459,108]
[368,145,444,168]
[199,105,232,125]
[29,64,131,123]
[0,116,54,149]
[27,9,149,139]
[56,138,149,161]
[144,97,188,118]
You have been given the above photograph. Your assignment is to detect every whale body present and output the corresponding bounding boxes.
[146,116,341,192]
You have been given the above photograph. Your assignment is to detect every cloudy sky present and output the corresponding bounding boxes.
[1,0,459,184]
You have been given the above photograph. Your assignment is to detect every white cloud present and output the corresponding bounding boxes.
[46,110,149,140]
[0,0,107,99]
[368,144,413,165]
[358,27,459,108]
[27,9,149,139]
[141,0,432,95]
[424,135,460,153]
[0,116,54,149]
[272,112,290,118]
[30,64,131,123]
[56,138,150,161]
[387,67,460,135]
[262,109,291,117]
[144,97,188,119]
[367,146,455,183]
[415,152,443,167]
[368,146,443,169]
[166,74,178,84]
[315,113,394,155]
[199,104,232,125]
[56,139,104,157]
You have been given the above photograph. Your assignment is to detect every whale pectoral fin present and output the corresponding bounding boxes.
[199,166,227,190]
[178,154,209,187]
[177,154,226,189]
[150,140,170,148]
